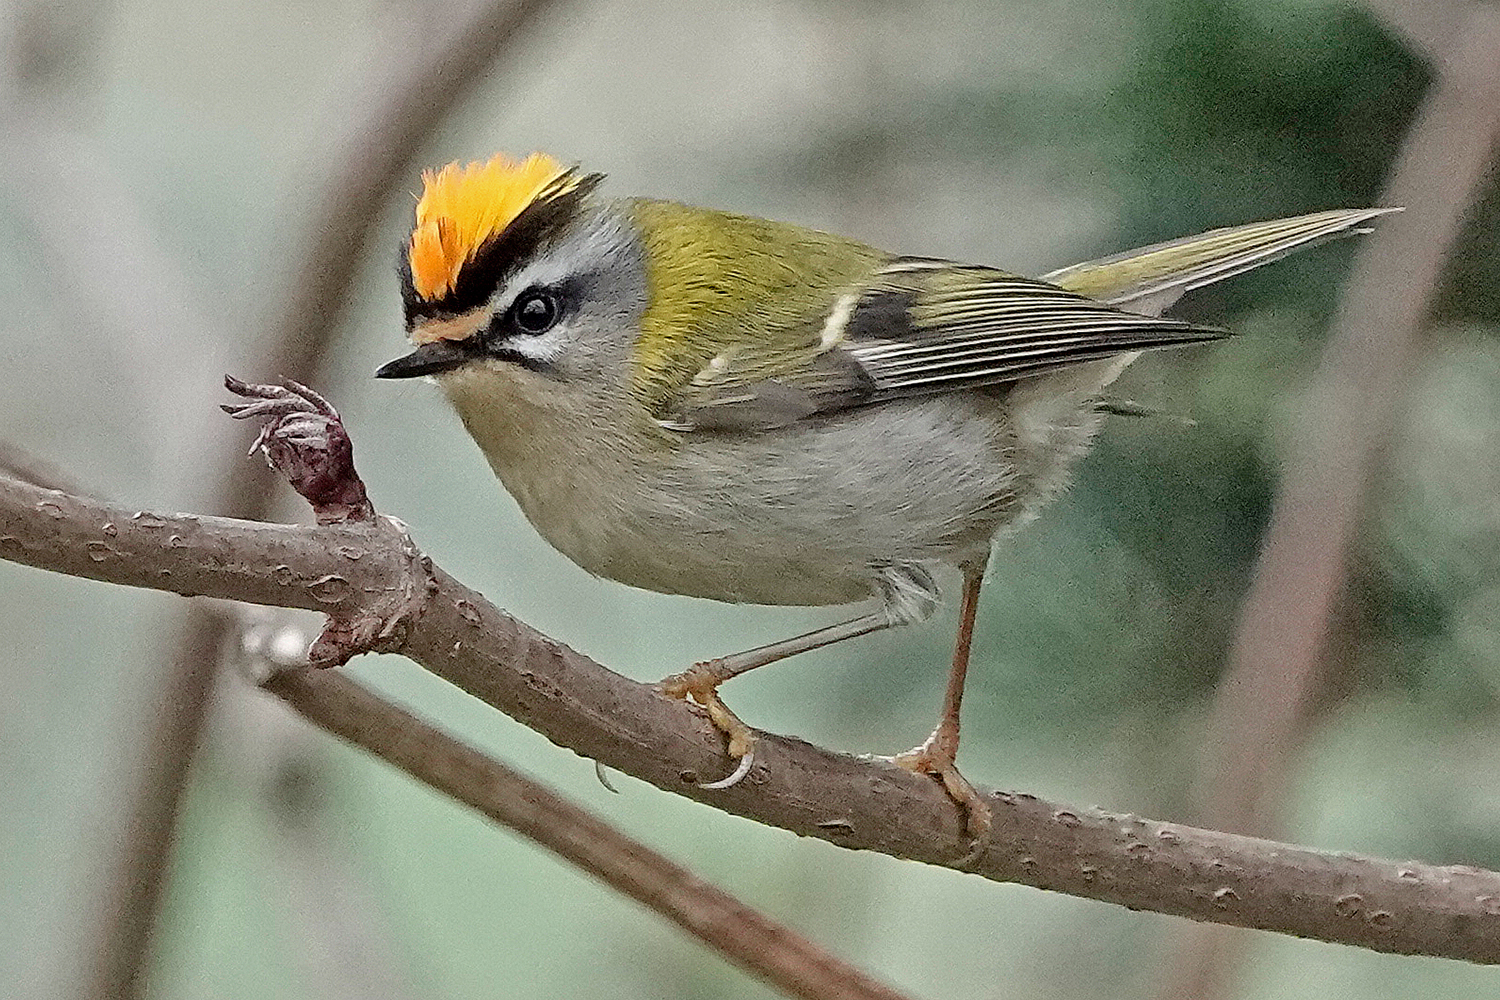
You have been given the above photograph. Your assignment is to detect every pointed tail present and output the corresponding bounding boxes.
[1039,207,1400,316]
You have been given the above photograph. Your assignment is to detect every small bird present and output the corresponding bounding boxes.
[377,151,1392,838]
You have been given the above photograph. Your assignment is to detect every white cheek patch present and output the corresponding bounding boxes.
[502,323,574,363]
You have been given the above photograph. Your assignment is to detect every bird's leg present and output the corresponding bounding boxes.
[660,563,939,789]
[660,610,902,788]
[889,562,993,845]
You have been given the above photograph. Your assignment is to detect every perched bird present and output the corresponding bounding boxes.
[378,151,1391,838]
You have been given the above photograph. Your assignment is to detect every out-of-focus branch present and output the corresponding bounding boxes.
[7,474,1500,963]
[260,0,569,377]
[0,441,88,495]
[1362,0,1472,61]
[225,618,461,1000]
[260,666,918,1000]
[1160,8,1500,999]
[0,1,578,996]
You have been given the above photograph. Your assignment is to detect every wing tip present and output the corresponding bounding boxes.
[1347,205,1403,234]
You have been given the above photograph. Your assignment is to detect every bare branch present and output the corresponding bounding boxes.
[5,474,1500,963]
[261,665,917,1000]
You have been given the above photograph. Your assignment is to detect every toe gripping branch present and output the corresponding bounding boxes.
[658,662,757,790]
[222,375,425,666]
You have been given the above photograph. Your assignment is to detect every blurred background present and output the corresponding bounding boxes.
[4,0,1500,997]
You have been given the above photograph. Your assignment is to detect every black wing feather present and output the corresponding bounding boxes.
[843,264,1225,402]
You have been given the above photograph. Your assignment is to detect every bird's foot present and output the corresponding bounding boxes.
[659,661,755,790]
[888,727,992,863]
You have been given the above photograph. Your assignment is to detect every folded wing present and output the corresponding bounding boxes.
[663,207,1396,430]
[843,262,1224,402]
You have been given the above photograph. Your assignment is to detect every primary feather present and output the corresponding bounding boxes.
[840,264,1223,401]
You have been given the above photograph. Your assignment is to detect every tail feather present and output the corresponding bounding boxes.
[1039,207,1400,317]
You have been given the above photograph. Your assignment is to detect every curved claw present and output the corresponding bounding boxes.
[660,662,757,789]
[593,760,620,794]
[698,748,754,790]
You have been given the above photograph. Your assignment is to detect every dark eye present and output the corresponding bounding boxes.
[511,289,559,335]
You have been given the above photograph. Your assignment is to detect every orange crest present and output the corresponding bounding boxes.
[407,152,577,301]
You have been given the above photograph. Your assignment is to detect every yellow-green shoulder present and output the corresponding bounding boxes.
[626,199,883,420]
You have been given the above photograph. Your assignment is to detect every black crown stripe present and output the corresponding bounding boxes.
[400,171,604,326]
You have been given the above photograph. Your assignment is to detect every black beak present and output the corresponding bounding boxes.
[375,340,475,379]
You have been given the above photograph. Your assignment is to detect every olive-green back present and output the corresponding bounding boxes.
[628,199,881,419]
